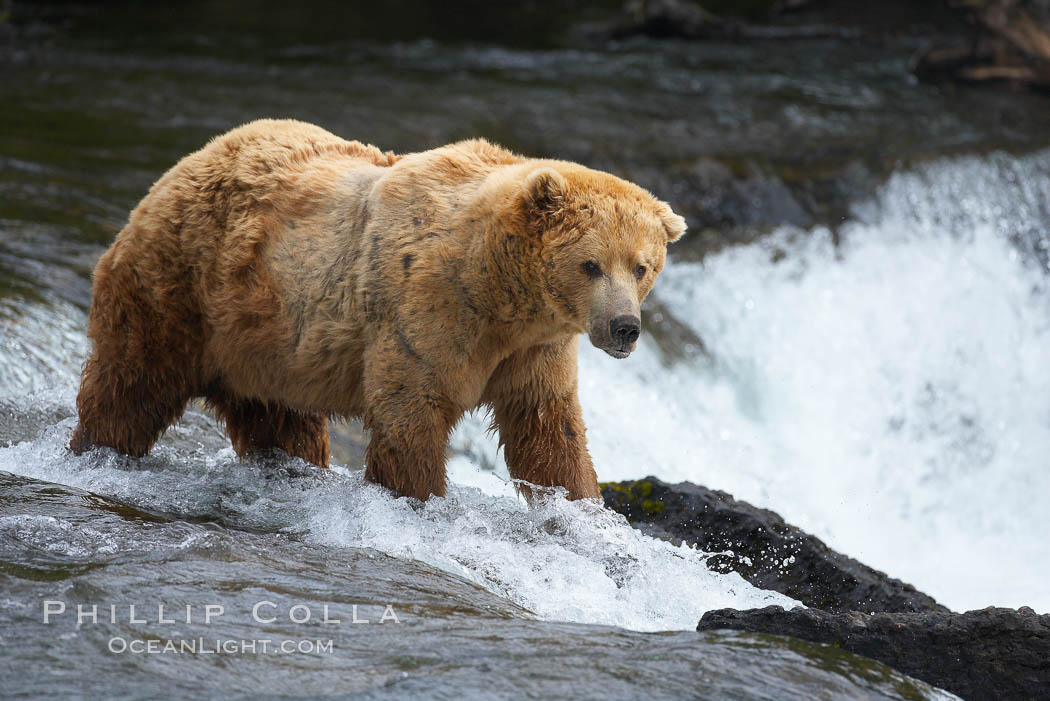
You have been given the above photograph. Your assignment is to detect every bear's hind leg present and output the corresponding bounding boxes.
[71,248,199,458]
[71,352,194,458]
[209,393,330,468]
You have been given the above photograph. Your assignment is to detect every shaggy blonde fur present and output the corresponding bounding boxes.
[71,119,685,500]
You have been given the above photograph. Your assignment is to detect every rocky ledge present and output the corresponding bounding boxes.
[697,606,1050,701]
[602,478,1049,701]
[602,476,944,614]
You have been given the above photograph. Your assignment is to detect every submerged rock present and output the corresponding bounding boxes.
[602,477,945,614]
[697,605,1050,701]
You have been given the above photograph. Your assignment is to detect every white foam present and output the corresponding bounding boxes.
[0,417,795,632]
[455,150,1050,612]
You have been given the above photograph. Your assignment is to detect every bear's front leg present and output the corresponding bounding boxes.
[361,333,462,500]
[487,339,601,501]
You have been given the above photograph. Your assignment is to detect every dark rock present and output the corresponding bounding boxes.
[602,477,946,614]
[625,158,821,261]
[640,296,714,367]
[625,155,893,262]
[670,158,814,233]
[697,605,1050,701]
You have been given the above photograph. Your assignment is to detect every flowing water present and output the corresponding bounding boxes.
[2,3,1048,697]
[489,150,1050,613]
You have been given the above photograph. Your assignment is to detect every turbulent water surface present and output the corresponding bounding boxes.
[2,4,1048,698]
[536,151,1050,612]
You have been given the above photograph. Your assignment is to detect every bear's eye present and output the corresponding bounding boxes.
[581,260,603,279]
[634,264,647,280]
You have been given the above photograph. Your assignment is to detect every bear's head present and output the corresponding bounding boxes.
[522,165,686,359]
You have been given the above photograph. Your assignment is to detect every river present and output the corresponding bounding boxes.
[2,3,1047,697]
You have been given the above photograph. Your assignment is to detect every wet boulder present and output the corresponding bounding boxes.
[650,159,814,252]
[697,605,1050,701]
[602,477,945,614]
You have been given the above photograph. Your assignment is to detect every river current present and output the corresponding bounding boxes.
[3,5,1046,697]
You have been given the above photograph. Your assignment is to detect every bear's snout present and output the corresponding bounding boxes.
[590,311,641,359]
[610,315,640,348]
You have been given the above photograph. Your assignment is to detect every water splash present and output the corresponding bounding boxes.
[0,412,795,632]
[0,295,86,396]
[452,149,1050,612]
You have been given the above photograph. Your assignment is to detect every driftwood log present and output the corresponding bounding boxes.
[914,0,1050,90]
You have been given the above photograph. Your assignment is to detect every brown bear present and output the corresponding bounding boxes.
[70,119,685,501]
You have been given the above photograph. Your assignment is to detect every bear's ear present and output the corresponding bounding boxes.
[522,167,568,221]
[654,200,686,243]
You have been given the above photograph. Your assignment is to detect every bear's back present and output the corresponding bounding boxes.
[196,119,399,193]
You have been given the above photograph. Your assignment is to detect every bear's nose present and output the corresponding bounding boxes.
[610,315,641,346]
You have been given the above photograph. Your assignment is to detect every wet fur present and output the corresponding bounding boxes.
[71,119,684,500]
